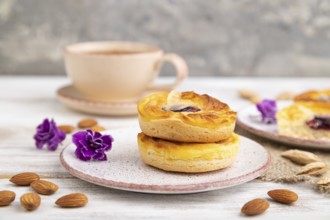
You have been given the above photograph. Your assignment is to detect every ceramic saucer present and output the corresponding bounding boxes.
[60,126,270,194]
[56,85,138,116]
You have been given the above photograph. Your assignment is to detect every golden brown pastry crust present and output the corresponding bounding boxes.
[137,132,240,173]
[294,89,330,103]
[138,91,236,142]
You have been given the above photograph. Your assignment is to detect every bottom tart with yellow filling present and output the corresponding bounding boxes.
[137,132,240,173]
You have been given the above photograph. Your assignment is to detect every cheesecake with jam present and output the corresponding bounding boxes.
[277,102,330,141]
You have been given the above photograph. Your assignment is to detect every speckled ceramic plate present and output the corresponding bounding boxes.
[56,85,138,116]
[237,101,330,149]
[60,126,270,194]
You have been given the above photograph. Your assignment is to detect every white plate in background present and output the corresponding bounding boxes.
[237,101,330,149]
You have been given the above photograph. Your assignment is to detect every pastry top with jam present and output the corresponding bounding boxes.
[138,91,236,129]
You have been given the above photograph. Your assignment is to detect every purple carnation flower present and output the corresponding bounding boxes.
[256,99,277,124]
[34,118,66,151]
[73,129,114,161]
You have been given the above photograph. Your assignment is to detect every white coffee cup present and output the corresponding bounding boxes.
[64,41,188,102]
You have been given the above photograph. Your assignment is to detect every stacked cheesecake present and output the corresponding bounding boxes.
[137,91,240,173]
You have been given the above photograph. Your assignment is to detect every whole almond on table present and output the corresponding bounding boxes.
[241,198,269,216]
[0,190,16,206]
[31,180,59,195]
[10,172,40,186]
[91,125,106,132]
[20,193,41,211]
[281,149,321,165]
[58,125,75,134]
[55,193,88,208]
[267,189,298,204]
[78,118,98,129]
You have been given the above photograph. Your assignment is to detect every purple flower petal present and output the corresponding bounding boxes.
[35,139,45,149]
[86,133,94,143]
[94,131,102,139]
[101,135,113,151]
[48,138,59,151]
[93,152,107,161]
[73,131,88,148]
[75,148,91,161]
[256,99,277,124]
[101,135,114,145]
[78,139,90,149]
[72,130,114,161]
[81,147,96,158]
[33,118,66,151]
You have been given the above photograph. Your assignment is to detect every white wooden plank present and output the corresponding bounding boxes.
[0,179,329,219]
[1,76,330,219]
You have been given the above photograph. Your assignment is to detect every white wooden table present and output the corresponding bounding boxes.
[0,76,329,219]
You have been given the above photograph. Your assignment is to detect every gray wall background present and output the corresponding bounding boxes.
[1,0,330,77]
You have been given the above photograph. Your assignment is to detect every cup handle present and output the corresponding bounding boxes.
[147,53,188,91]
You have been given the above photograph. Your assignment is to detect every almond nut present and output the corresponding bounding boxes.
[10,172,40,186]
[308,167,329,176]
[0,190,16,206]
[58,125,75,134]
[317,171,330,186]
[20,193,41,211]
[267,189,298,204]
[90,125,106,132]
[241,198,269,216]
[281,149,321,165]
[249,96,262,104]
[276,91,295,100]
[31,180,59,195]
[238,89,261,104]
[78,118,98,128]
[238,89,258,99]
[296,162,328,176]
[55,193,88,208]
